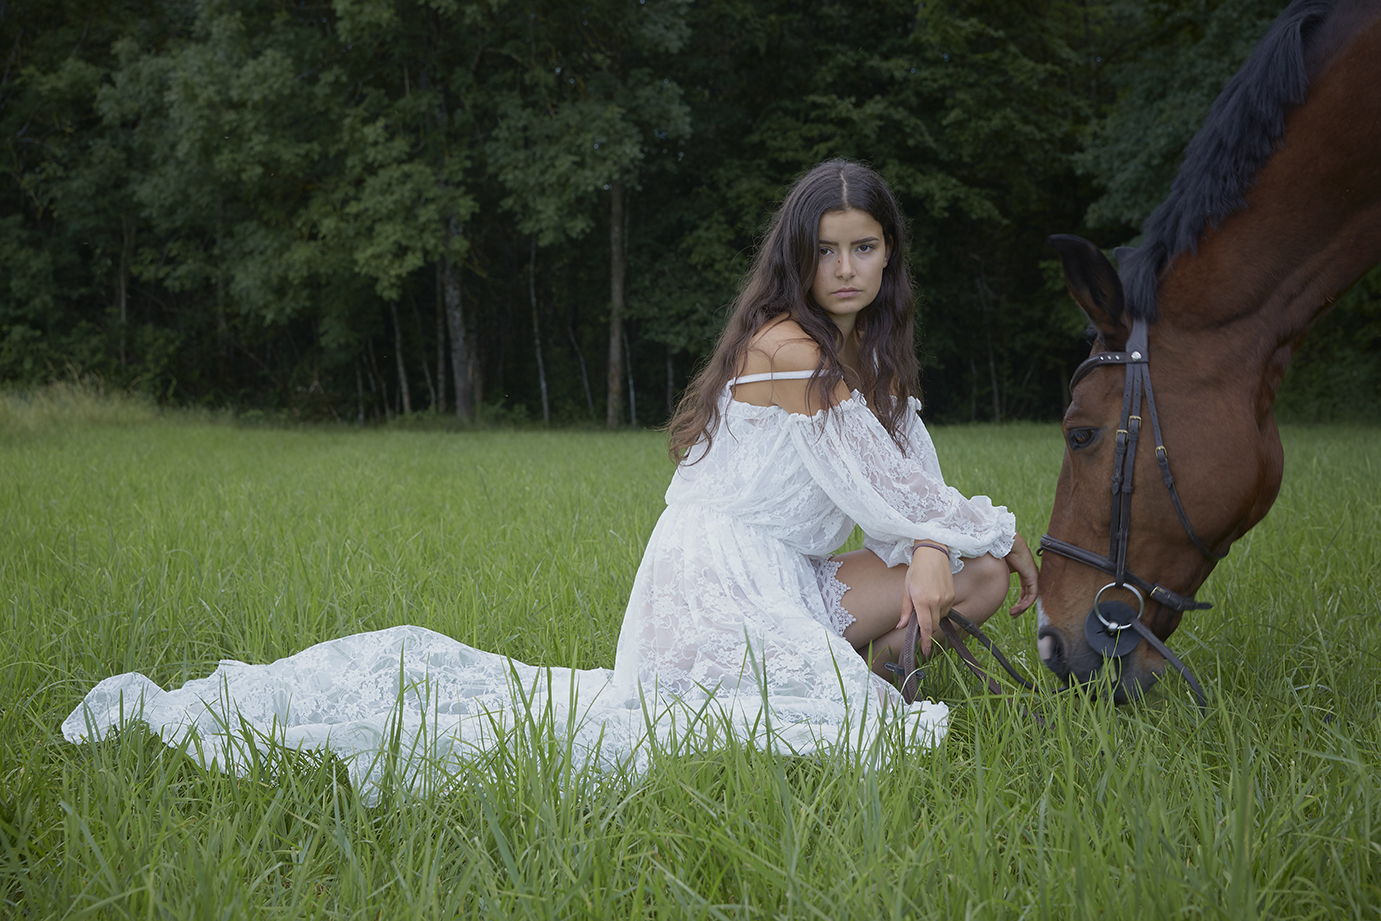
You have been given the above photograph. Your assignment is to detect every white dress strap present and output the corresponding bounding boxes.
[727,370,817,387]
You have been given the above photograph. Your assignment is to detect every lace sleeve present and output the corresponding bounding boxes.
[787,395,1015,570]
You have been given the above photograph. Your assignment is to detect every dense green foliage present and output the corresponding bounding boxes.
[2,0,1378,422]
[2,407,1378,916]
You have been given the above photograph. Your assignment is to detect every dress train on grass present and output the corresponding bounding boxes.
[64,386,1010,800]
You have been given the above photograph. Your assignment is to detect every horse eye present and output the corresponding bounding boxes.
[1083,327,1098,343]
[1067,428,1097,450]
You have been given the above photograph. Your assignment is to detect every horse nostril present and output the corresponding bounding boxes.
[1037,626,1068,677]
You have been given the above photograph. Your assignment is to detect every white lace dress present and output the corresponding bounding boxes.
[63,373,1015,800]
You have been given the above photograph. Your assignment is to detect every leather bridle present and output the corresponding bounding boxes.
[885,317,1220,712]
[1038,317,1225,710]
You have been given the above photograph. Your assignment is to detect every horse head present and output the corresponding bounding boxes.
[1037,236,1279,701]
[1036,0,1381,702]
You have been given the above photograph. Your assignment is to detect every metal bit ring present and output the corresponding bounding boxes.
[1093,582,1145,632]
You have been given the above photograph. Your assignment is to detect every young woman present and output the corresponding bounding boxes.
[631,158,1037,705]
[64,159,1037,796]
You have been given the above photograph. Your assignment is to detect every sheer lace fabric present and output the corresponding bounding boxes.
[64,388,1013,801]
[811,557,854,636]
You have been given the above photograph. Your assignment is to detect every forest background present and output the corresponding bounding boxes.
[3,0,1378,427]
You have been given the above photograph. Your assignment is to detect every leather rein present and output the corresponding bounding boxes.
[887,318,1220,713]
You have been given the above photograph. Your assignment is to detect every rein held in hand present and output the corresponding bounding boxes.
[886,609,1042,722]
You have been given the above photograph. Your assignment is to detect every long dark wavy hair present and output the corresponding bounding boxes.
[666,159,918,463]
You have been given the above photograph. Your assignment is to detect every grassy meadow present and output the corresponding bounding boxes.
[1,390,1378,919]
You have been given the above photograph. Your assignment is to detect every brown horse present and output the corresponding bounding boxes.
[1037,0,1381,702]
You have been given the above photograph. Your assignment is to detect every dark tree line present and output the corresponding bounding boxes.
[2,0,1376,424]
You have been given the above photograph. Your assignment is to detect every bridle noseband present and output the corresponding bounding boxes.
[1039,317,1226,709]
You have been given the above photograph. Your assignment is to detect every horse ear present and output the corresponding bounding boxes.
[1049,235,1127,342]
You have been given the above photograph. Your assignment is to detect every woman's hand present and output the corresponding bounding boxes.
[900,542,955,658]
[1004,533,1040,616]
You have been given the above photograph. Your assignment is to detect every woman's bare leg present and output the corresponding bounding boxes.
[835,550,1011,678]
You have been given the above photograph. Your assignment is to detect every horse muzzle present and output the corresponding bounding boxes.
[1036,588,1166,702]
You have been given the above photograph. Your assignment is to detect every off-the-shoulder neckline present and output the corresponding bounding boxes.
[724,389,898,422]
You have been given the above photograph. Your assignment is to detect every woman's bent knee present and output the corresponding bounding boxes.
[973,552,1008,583]
[955,553,1010,622]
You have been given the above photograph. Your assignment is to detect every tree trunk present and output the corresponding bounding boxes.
[568,322,595,419]
[117,214,133,368]
[666,344,675,417]
[214,195,229,384]
[367,338,392,421]
[974,274,1001,422]
[419,352,436,411]
[390,301,413,415]
[969,354,978,422]
[988,340,1001,422]
[530,237,549,423]
[624,328,637,427]
[441,250,473,422]
[435,262,447,414]
[495,292,510,415]
[605,179,626,428]
[356,362,365,423]
[410,291,436,410]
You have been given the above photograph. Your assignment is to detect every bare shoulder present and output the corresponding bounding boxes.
[732,318,846,414]
[738,318,822,376]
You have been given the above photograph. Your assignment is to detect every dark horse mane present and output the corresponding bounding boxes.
[1118,0,1343,321]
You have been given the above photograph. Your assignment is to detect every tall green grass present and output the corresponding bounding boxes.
[0,381,158,433]
[1,410,1377,919]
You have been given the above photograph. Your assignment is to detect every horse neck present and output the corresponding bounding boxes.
[1156,15,1381,416]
